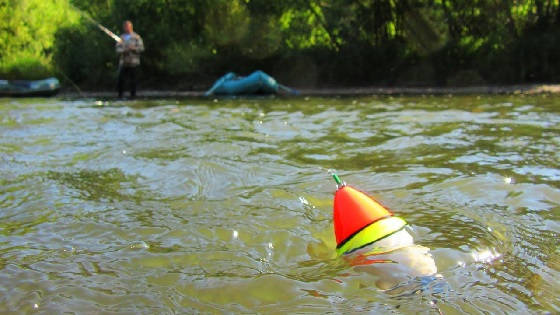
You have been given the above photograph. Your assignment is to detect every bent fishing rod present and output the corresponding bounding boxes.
[93,20,122,43]
[84,15,122,43]
[69,3,122,43]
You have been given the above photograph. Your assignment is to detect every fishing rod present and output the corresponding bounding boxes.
[92,19,122,43]
[83,14,122,43]
[69,3,122,42]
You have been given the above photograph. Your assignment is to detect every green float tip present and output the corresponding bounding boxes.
[332,174,343,186]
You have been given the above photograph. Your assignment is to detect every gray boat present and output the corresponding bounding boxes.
[0,77,60,97]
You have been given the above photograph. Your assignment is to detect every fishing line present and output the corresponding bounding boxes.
[56,67,85,97]
[61,3,123,96]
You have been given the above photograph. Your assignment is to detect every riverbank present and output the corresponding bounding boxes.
[59,84,560,99]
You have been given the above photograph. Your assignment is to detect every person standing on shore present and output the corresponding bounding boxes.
[116,20,144,98]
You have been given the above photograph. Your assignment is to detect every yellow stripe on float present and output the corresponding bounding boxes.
[336,216,407,256]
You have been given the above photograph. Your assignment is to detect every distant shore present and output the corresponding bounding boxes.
[60,84,560,99]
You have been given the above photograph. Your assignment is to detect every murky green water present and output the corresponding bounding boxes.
[0,95,559,313]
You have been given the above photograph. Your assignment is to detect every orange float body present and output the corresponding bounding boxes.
[333,184,407,255]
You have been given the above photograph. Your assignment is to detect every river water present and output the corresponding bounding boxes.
[0,95,558,313]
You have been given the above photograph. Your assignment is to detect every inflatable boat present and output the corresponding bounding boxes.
[205,71,297,96]
[0,77,60,97]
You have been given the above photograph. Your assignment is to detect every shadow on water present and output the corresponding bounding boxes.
[46,168,148,203]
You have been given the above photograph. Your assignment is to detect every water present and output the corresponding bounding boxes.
[0,95,558,313]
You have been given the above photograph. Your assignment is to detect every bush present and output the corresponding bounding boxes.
[0,0,80,80]
[0,54,51,80]
[4,0,560,88]
[54,23,119,88]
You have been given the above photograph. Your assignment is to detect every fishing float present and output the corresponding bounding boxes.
[331,173,407,256]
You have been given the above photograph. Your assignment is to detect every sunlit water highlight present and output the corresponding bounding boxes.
[0,95,559,313]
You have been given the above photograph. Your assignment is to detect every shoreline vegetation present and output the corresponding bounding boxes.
[60,84,560,99]
[2,0,560,91]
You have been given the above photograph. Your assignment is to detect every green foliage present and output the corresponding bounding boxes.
[2,0,560,86]
[160,42,211,75]
[0,0,80,79]
[54,23,118,86]
[204,0,251,47]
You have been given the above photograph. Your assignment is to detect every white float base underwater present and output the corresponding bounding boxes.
[345,228,439,291]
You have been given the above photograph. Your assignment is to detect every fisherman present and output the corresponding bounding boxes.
[116,20,144,98]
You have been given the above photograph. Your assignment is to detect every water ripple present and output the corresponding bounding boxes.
[0,95,558,313]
